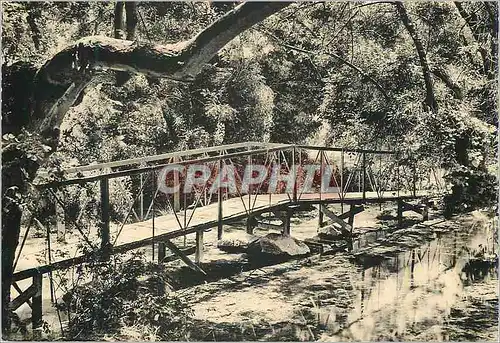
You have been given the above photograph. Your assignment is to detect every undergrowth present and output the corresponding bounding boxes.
[63,253,193,340]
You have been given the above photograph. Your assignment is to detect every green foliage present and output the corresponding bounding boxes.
[443,168,497,217]
[64,254,193,340]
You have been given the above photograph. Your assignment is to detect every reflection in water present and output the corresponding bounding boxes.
[326,221,498,341]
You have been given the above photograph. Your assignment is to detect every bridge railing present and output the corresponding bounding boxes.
[16,142,446,278]
[15,142,445,279]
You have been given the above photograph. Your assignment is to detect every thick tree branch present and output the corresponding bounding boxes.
[395,2,438,112]
[31,2,289,140]
[37,2,288,88]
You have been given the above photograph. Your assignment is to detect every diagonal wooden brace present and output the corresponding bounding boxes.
[162,239,207,276]
[400,201,429,220]
[319,205,351,235]
[319,204,364,234]
[12,282,32,309]
[10,284,36,311]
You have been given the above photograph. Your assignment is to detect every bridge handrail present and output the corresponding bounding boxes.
[38,142,397,188]
[296,145,395,155]
[39,143,293,187]
[62,141,283,174]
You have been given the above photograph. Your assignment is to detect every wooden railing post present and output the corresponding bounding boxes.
[362,152,366,201]
[195,230,204,264]
[217,159,223,240]
[100,178,110,252]
[412,160,417,197]
[173,156,180,212]
[292,146,297,202]
[283,208,291,236]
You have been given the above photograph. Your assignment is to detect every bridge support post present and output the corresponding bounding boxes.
[195,231,204,264]
[32,272,42,335]
[283,208,291,236]
[397,199,403,228]
[318,208,324,228]
[158,242,166,263]
[100,178,111,254]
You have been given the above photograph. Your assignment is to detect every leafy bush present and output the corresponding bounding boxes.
[443,167,497,218]
[64,254,193,340]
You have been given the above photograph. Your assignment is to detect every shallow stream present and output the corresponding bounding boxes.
[188,211,498,341]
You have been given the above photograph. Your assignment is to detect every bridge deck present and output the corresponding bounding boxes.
[14,190,428,277]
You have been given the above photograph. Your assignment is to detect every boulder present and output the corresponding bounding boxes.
[247,233,310,257]
[217,233,258,253]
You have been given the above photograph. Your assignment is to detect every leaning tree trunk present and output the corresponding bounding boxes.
[115,2,138,85]
[114,1,126,39]
[454,1,496,79]
[1,172,23,334]
[395,2,438,113]
[1,1,289,335]
[125,2,138,41]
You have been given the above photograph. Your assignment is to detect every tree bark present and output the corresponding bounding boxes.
[454,1,495,79]
[26,3,42,51]
[125,2,138,41]
[395,2,438,113]
[114,2,126,39]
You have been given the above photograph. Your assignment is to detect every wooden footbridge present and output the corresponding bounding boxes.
[10,142,443,331]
